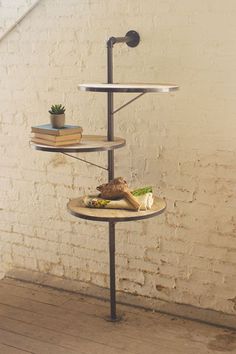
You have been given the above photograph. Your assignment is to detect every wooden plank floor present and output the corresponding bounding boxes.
[0,278,235,354]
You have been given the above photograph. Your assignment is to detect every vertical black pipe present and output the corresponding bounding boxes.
[107,39,116,320]
[107,41,114,179]
[109,222,116,320]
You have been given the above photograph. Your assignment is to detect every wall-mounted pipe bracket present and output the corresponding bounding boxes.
[107,30,140,48]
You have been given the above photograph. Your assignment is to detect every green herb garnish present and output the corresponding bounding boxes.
[132,186,152,197]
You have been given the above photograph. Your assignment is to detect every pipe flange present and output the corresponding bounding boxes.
[126,30,140,47]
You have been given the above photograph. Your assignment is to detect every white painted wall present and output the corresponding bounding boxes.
[1,0,236,315]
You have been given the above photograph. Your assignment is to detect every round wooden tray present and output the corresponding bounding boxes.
[78,83,179,93]
[67,196,166,222]
[31,135,125,153]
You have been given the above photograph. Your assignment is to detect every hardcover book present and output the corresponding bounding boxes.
[31,124,83,136]
[33,132,82,142]
[31,137,82,146]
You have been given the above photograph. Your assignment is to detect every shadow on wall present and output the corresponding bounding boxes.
[0,0,41,43]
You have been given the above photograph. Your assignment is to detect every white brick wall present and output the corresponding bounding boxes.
[1,0,236,316]
[0,0,37,36]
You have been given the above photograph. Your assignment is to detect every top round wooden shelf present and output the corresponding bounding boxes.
[67,196,166,223]
[78,83,179,93]
[31,135,125,153]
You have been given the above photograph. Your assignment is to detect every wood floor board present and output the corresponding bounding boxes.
[0,291,111,322]
[3,278,83,300]
[0,282,70,306]
[0,291,229,348]
[0,314,136,354]
[0,278,234,354]
[0,299,229,354]
[0,328,79,354]
[0,279,163,323]
[3,278,149,317]
[0,312,187,354]
[0,279,111,316]
[0,342,34,354]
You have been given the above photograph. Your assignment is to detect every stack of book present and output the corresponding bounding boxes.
[31,124,83,146]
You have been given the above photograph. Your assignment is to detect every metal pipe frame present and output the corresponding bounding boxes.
[106,31,140,321]
[107,38,116,321]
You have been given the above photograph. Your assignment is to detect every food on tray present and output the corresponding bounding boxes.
[96,177,140,210]
[83,186,153,211]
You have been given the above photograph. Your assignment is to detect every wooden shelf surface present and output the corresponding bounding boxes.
[78,83,179,93]
[31,135,125,153]
[67,196,166,222]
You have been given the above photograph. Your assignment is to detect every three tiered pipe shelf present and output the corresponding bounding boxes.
[32,30,179,321]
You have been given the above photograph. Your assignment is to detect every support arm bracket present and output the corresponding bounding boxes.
[62,153,108,171]
[113,92,146,115]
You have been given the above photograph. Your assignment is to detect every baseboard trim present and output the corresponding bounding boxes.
[5,268,236,330]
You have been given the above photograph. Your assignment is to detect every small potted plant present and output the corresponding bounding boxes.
[49,104,66,128]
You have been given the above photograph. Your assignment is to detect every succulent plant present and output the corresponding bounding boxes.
[49,104,66,115]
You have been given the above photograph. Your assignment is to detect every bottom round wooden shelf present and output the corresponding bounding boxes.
[67,196,166,222]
